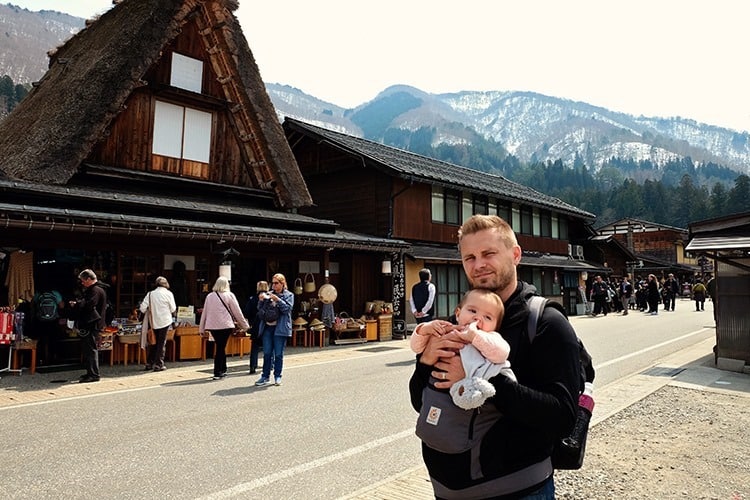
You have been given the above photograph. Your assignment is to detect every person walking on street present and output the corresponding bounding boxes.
[663,273,679,311]
[199,276,249,380]
[409,214,581,499]
[619,276,633,315]
[244,280,268,374]
[692,279,707,311]
[255,273,294,387]
[69,269,107,383]
[646,274,660,315]
[590,275,609,316]
[410,268,436,324]
[139,276,176,372]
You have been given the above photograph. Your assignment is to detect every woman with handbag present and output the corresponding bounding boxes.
[243,280,269,374]
[199,276,249,380]
[255,273,294,387]
[139,276,176,372]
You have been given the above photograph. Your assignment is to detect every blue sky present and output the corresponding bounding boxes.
[10,0,750,133]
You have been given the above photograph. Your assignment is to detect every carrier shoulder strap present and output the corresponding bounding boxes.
[527,295,548,343]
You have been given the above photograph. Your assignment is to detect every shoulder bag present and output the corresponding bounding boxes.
[215,292,246,337]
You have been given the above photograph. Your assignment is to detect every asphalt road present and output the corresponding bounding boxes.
[0,298,714,499]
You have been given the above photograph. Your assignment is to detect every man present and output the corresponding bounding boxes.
[663,273,680,311]
[590,275,609,316]
[139,276,176,372]
[409,215,580,499]
[409,268,436,324]
[69,269,107,383]
[619,276,633,315]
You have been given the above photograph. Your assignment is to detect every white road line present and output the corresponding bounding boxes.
[593,328,711,370]
[195,429,416,500]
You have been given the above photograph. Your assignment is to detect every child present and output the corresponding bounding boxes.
[411,288,515,409]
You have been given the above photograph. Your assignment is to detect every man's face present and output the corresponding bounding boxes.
[80,276,93,288]
[459,228,520,296]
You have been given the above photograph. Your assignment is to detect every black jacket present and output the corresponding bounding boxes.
[74,282,107,331]
[409,282,580,496]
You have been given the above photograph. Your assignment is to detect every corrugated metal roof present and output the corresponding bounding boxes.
[686,236,750,252]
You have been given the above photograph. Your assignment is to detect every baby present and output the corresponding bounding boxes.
[411,288,515,409]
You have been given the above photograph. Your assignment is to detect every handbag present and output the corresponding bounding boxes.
[146,292,156,345]
[215,292,246,336]
[293,278,303,295]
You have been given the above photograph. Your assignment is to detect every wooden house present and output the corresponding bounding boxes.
[595,218,699,283]
[0,0,407,366]
[283,118,606,327]
[687,212,750,370]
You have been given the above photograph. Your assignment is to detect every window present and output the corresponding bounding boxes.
[540,210,552,238]
[462,193,472,223]
[532,208,541,236]
[431,264,470,318]
[520,207,533,235]
[153,100,212,163]
[497,203,511,223]
[431,186,461,224]
[473,195,489,216]
[558,216,569,240]
[170,53,203,93]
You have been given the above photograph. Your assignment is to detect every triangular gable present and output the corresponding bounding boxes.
[0,0,311,208]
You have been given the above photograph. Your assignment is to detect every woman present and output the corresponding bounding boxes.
[139,276,176,371]
[646,274,661,315]
[243,280,269,374]
[199,276,249,380]
[255,273,294,387]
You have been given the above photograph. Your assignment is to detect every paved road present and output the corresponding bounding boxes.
[0,300,716,499]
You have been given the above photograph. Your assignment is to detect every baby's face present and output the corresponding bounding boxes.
[457,294,501,331]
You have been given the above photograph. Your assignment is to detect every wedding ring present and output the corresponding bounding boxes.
[442,373,446,380]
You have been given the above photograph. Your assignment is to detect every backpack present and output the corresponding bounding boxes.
[35,292,59,322]
[527,295,595,470]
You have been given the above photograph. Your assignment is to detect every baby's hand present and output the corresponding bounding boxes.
[454,321,479,344]
[417,320,455,338]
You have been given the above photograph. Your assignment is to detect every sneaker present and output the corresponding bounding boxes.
[249,368,257,375]
[212,375,223,380]
[153,366,167,372]
[143,365,153,371]
[255,377,270,386]
[79,375,100,383]
[274,377,282,386]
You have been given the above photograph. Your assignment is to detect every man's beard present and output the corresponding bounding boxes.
[470,268,513,293]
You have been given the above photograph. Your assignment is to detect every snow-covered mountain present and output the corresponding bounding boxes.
[268,83,750,174]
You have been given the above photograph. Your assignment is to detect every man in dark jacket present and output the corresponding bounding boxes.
[410,268,436,324]
[409,215,580,499]
[663,273,680,311]
[69,269,107,383]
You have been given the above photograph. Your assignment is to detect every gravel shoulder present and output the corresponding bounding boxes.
[555,385,750,499]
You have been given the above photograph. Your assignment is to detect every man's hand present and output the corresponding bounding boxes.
[419,331,466,388]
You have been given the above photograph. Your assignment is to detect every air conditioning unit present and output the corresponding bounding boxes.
[574,245,585,259]
[567,244,573,257]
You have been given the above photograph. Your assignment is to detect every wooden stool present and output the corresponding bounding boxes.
[307,327,327,348]
[11,341,37,375]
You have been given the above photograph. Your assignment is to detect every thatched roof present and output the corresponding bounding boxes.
[0,0,311,208]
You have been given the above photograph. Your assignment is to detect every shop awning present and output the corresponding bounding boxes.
[0,202,409,253]
[686,236,750,252]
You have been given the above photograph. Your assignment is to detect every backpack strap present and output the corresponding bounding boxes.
[527,295,548,343]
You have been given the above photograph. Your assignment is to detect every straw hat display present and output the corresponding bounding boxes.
[293,317,309,327]
[308,318,326,330]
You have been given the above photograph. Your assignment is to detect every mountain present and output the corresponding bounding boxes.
[3,3,749,178]
[269,83,750,176]
[0,3,84,83]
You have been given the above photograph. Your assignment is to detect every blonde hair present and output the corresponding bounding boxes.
[272,273,287,289]
[256,280,269,292]
[458,214,517,249]
[212,276,230,293]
